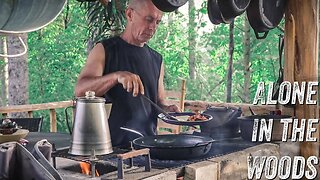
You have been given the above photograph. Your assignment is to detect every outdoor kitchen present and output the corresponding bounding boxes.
[0,100,305,179]
[0,0,319,179]
[24,130,285,179]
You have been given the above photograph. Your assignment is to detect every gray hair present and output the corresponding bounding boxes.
[128,0,150,10]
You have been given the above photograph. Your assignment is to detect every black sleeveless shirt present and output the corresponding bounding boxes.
[100,36,162,147]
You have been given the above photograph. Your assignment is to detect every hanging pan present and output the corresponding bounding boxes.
[218,0,251,20]
[0,0,66,34]
[246,0,287,39]
[0,0,66,58]
[152,0,188,12]
[207,0,234,25]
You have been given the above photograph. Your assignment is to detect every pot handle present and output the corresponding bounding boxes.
[254,30,269,39]
[0,36,27,58]
[64,106,73,135]
[120,127,144,137]
[194,141,213,153]
[193,139,214,147]
[65,99,76,135]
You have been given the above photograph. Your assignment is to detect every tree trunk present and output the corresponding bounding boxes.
[7,34,29,118]
[226,21,234,103]
[188,0,196,80]
[243,18,251,103]
[0,36,8,106]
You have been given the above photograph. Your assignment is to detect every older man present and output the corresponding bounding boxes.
[75,0,179,147]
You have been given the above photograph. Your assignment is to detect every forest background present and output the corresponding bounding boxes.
[0,0,319,132]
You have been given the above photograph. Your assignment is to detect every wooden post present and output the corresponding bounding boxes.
[49,109,57,132]
[27,111,33,118]
[180,79,186,112]
[285,0,319,158]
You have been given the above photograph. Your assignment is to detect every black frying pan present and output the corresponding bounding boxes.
[218,0,251,20]
[121,127,214,160]
[152,0,188,12]
[207,0,234,25]
[133,134,214,160]
[246,0,287,39]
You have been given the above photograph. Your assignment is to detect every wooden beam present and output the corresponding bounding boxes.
[285,0,319,158]
[0,100,73,114]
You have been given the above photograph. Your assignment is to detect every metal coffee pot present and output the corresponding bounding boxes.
[68,91,113,155]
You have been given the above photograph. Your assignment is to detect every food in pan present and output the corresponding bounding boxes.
[187,113,208,121]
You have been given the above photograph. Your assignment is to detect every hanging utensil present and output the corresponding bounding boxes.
[151,0,188,12]
[246,0,287,39]
[218,0,251,20]
[207,0,234,25]
[0,0,66,34]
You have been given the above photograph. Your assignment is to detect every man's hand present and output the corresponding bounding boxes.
[163,104,181,112]
[116,71,145,97]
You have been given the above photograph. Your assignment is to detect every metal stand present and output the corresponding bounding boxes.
[116,148,151,179]
[51,145,151,179]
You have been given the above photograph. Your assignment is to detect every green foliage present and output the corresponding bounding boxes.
[148,7,282,104]
[149,12,189,90]
[25,0,292,132]
[28,1,87,132]
[83,0,127,42]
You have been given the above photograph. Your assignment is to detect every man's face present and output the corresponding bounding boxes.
[129,3,163,44]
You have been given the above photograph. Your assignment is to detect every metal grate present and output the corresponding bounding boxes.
[52,147,129,163]
[51,147,151,179]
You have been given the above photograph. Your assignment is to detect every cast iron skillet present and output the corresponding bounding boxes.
[121,127,214,160]
[246,0,287,39]
[207,0,234,24]
[218,0,251,20]
[134,134,214,160]
[152,0,188,12]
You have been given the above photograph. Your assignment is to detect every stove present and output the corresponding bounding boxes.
[51,136,259,179]
[132,137,259,169]
[24,132,263,179]
[51,145,151,179]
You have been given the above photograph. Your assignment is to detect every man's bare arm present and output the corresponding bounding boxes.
[75,43,118,97]
[75,43,145,97]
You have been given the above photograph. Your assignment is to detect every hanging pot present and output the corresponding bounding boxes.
[246,0,287,39]
[151,0,188,12]
[0,0,66,34]
[218,0,251,20]
[0,0,66,58]
[207,0,234,25]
